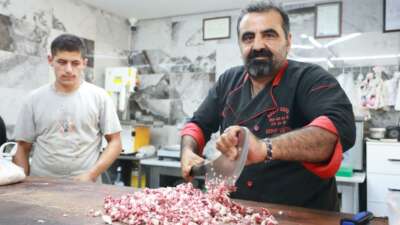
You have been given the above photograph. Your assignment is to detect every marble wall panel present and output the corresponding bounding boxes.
[129,71,214,125]
[132,19,172,52]
[129,73,170,123]
[343,0,382,33]
[0,14,12,51]
[0,0,130,131]
[169,73,214,119]
[0,0,52,28]
[50,0,96,40]
[95,10,130,50]
[0,13,50,57]
[0,50,48,90]
[0,87,29,132]
[93,43,129,88]
[129,49,216,76]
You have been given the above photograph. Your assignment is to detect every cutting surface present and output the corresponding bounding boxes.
[0,177,388,225]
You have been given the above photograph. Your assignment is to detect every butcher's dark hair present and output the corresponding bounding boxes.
[237,2,290,40]
[50,34,86,57]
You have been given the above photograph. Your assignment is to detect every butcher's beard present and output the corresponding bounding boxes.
[245,49,276,79]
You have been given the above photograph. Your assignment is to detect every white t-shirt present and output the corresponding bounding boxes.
[13,81,121,178]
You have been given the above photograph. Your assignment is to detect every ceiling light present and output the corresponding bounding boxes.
[289,57,334,68]
[291,44,314,49]
[326,59,334,68]
[301,34,308,39]
[324,33,362,48]
[330,54,400,61]
[308,36,322,48]
[288,57,327,62]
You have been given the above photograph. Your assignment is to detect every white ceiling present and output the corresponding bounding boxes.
[80,0,251,20]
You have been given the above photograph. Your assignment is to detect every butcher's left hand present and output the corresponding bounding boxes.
[217,126,267,165]
[72,172,97,183]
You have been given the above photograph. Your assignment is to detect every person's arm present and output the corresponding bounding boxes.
[12,141,33,175]
[180,135,205,181]
[180,71,229,180]
[268,126,337,162]
[217,125,335,161]
[73,132,122,182]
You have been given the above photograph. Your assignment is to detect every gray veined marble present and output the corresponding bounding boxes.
[129,49,216,75]
[52,15,66,31]
[184,27,203,47]
[128,71,214,125]
[0,0,130,131]
[169,72,214,118]
[95,10,130,50]
[1,14,50,57]
[0,0,10,9]
[129,73,171,123]
[0,14,13,52]
[50,0,96,40]
[0,50,48,90]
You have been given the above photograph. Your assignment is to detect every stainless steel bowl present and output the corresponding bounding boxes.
[369,128,386,139]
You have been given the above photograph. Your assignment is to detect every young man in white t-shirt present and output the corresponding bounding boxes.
[13,34,122,183]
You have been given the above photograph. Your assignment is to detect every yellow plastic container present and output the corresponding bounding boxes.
[134,126,150,151]
[131,170,146,188]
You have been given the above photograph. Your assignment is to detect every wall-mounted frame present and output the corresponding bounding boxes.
[314,2,342,38]
[203,16,231,41]
[384,0,400,32]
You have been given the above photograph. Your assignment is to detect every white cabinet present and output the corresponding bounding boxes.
[367,141,400,217]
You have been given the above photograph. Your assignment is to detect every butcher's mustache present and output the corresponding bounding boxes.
[247,48,273,61]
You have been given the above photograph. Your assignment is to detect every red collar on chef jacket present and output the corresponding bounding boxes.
[271,60,288,87]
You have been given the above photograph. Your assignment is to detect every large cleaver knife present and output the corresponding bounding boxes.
[190,127,249,186]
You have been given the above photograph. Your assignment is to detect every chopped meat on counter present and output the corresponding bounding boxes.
[95,180,278,225]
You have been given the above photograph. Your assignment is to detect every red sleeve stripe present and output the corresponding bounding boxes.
[180,122,206,155]
[302,116,343,179]
[309,83,336,93]
[272,60,288,87]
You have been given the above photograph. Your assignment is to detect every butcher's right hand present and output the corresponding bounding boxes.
[180,148,204,181]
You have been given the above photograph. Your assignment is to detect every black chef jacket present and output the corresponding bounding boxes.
[189,60,356,211]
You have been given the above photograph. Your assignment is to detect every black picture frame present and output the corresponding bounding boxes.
[384,0,400,33]
[203,16,231,41]
[314,2,342,38]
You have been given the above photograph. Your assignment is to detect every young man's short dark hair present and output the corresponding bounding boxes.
[50,34,86,57]
[237,2,290,40]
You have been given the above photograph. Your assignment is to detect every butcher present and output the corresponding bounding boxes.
[180,2,355,211]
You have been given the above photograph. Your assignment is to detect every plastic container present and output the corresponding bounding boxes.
[131,169,146,188]
[336,166,354,177]
[134,126,150,151]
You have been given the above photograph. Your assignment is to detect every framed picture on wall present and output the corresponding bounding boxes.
[314,2,342,38]
[384,0,400,32]
[203,16,231,41]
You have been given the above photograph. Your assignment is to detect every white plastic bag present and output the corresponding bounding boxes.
[0,142,26,185]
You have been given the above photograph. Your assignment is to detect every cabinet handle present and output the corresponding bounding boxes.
[387,158,400,162]
[388,188,400,192]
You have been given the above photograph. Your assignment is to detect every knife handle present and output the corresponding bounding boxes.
[189,163,206,177]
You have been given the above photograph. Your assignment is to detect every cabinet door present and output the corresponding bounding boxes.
[367,173,400,202]
[367,143,400,174]
[367,202,389,217]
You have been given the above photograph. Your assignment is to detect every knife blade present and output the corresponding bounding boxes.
[189,127,249,186]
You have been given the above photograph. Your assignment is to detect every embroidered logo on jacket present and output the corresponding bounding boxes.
[266,106,291,135]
